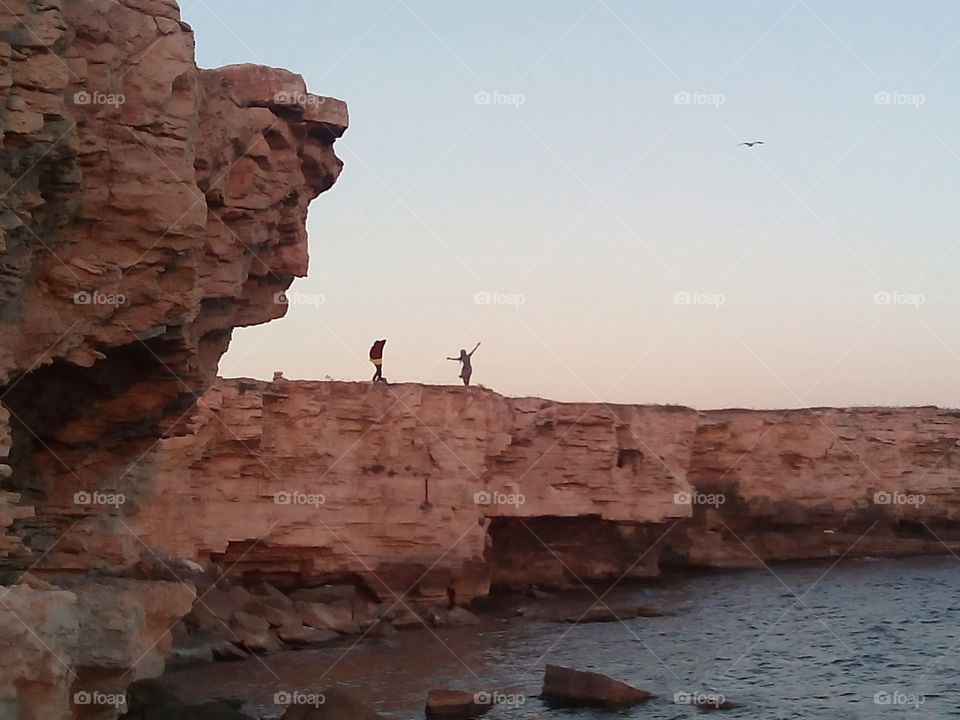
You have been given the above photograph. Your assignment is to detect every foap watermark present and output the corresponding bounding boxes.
[73,90,125,107]
[274,490,325,508]
[273,91,329,109]
[473,691,526,709]
[274,690,325,708]
[674,491,725,508]
[474,489,525,508]
[674,290,725,309]
[74,290,126,307]
[474,290,526,308]
[874,690,925,708]
[274,290,325,308]
[73,691,127,710]
[674,690,727,708]
[673,90,725,108]
[873,290,925,308]
[74,490,126,508]
[873,91,925,108]
[874,490,925,507]
[474,90,525,108]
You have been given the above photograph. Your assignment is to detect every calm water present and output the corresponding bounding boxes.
[166,556,960,719]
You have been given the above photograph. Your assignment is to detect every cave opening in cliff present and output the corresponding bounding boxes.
[0,336,199,503]
[483,515,664,593]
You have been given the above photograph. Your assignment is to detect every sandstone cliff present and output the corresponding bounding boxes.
[131,378,960,606]
[0,1,347,717]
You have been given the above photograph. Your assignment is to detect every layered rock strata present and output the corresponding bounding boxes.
[0,0,347,716]
[129,379,960,605]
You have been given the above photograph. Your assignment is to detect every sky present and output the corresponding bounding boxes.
[186,1,960,409]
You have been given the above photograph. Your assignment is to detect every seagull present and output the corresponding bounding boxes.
[739,141,764,147]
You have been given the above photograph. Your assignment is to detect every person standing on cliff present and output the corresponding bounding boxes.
[447,342,480,386]
[369,339,386,383]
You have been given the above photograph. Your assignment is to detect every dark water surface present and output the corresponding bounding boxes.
[165,556,960,719]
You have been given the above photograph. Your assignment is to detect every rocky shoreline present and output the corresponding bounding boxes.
[2,1,959,718]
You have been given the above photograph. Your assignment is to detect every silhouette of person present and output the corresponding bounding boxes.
[447,342,480,386]
[369,339,386,383]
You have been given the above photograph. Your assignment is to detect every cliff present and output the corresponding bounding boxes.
[131,378,960,604]
[0,1,346,717]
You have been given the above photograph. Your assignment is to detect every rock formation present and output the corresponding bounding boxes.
[0,0,347,717]
[128,378,960,606]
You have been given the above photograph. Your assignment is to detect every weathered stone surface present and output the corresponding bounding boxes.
[276,623,338,647]
[541,664,653,708]
[0,0,347,715]
[128,380,960,607]
[295,601,354,632]
[130,380,699,603]
[0,586,78,720]
[425,689,492,719]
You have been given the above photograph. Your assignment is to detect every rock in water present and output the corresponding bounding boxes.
[563,605,666,623]
[425,689,493,718]
[280,688,384,720]
[541,664,653,708]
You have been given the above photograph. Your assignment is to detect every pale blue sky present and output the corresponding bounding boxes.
[187,1,960,408]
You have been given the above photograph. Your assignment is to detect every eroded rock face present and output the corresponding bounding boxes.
[680,407,960,566]
[129,379,698,603]
[0,0,347,717]
[130,379,960,606]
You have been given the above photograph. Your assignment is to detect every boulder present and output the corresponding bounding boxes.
[231,624,280,654]
[168,642,215,666]
[289,585,358,604]
[210,640,250,661]
[125,679,253,719]
[391,608,424,630]
[444,607,482,626]
[295,601,354,632]
[280,687,384,720]
[233,609,271,634]
[360,619,396,637]
[563,605,666,624]
[203,586,257,623]
[541,665,653,708]
[262,604,302,628]
[277,623,339,647]
[251,582,297,611]
[425,689,492,718]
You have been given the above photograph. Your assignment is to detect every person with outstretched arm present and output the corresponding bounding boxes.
[369,339,386,383]
[447,342,480,386]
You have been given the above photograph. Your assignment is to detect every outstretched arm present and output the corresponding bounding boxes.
[446,356,459,361]
[468,342,481,357]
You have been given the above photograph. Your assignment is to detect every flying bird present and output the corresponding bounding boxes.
[739,141,764,147]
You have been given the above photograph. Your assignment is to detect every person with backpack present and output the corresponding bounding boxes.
[369,339,386,383]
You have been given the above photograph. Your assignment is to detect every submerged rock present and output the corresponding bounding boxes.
[425,689,492,718]
[541,664,653,708]
[563,605,666,623]
[280,687,384,720]
[125,679,254,719]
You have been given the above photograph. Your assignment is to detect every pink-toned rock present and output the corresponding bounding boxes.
[541,665,653,708]
[276,623,339,647]
[425,689,492,718]
[260,604,300,628]
[0,0,347,715]
[295,601,354,632]
[126,379,960,609]
[0,586,78,720]
[232,609,270,634]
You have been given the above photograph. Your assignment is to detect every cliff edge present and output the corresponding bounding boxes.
[0,1,347,717]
